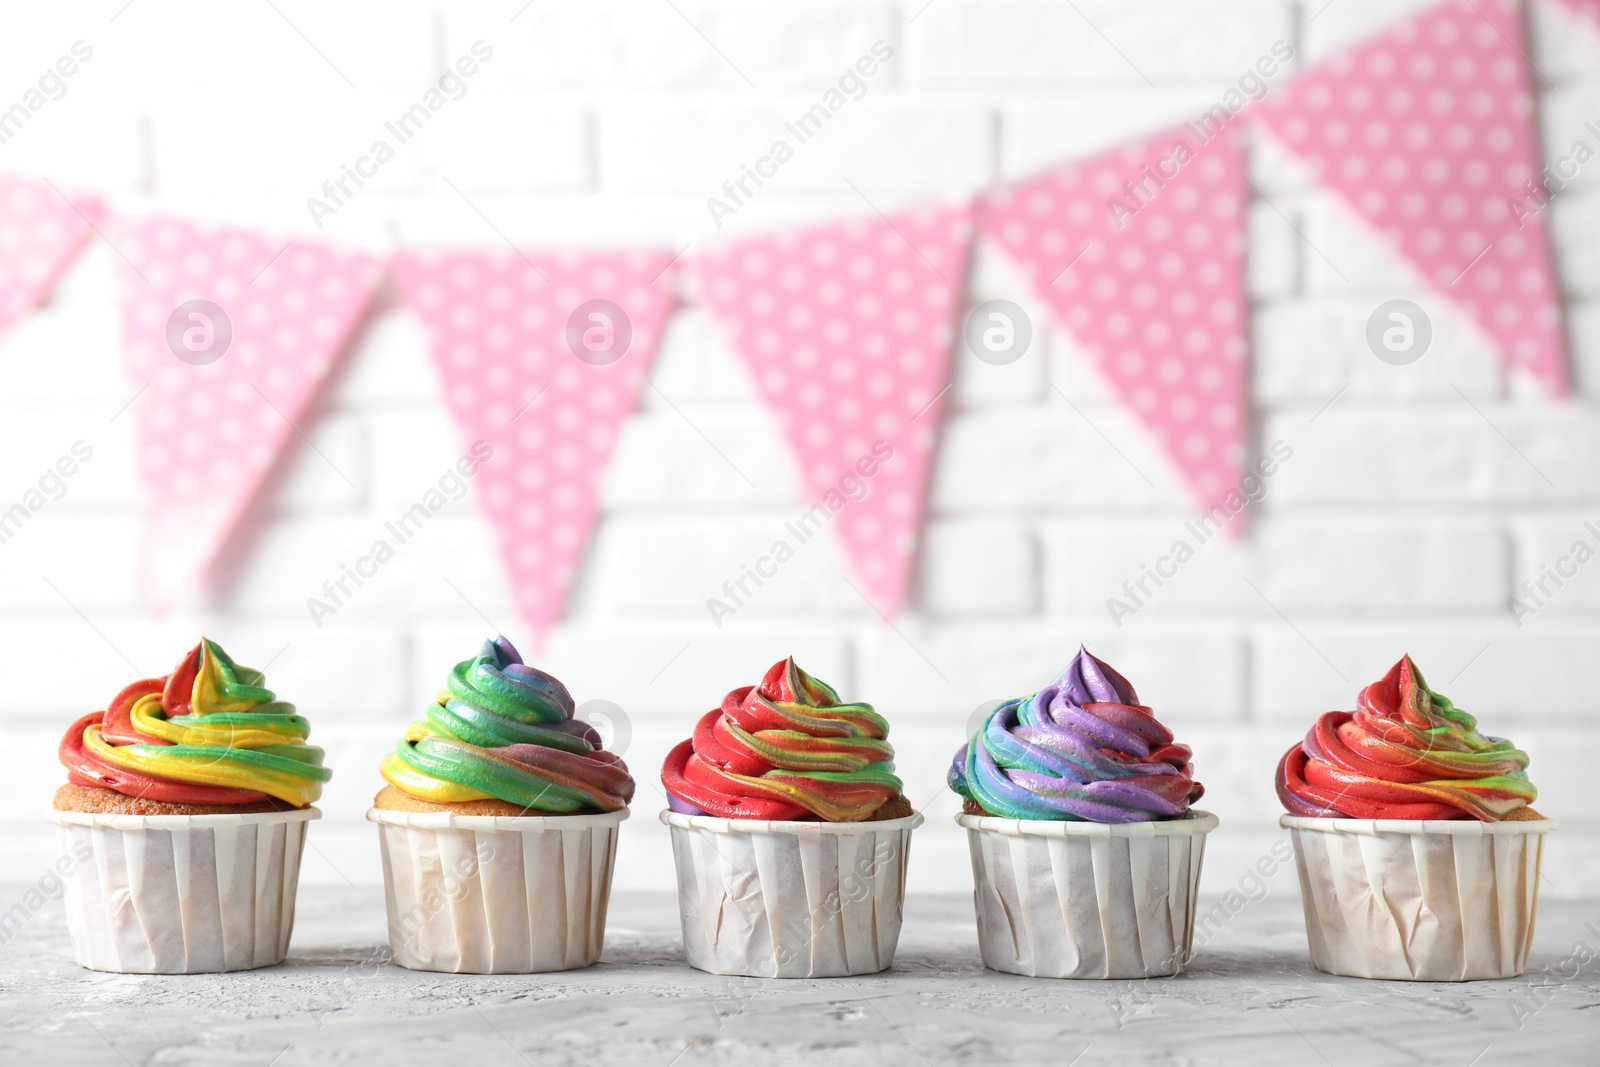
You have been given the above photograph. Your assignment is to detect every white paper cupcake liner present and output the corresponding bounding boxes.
[43,806,319,974]
[661,810,923,978]
[1281,814,1557,981]
[368,806,626,974]
[957,810,1219,979]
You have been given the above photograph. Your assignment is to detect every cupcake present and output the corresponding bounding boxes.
[1276,654,1554,981]
[949,646,1217,979]
[659,657,922,978]
[367,636,633,973]
[47,639,329,973]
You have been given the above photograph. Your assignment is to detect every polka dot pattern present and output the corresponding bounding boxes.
[1256,0,1566,393]
[691,203,974,615]
[0,176,98,336]
[397,247,677,646]
[981,124,1248,514]
[114,213,384,603]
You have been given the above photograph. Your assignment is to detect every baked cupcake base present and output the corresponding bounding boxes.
[368,801,627,974]
[54,783,301,817]
[1282,812,1557,980]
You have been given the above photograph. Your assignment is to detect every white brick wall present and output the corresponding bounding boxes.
[2,0,1599,900]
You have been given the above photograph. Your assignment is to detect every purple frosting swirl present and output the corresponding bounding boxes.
[948,646,1205,823]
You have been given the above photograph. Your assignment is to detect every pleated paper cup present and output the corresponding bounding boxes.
[368,806,626,974]
[1281,814,1557,981]
[44,806,318,974]
[661,809,923,978]
[957,810,1219,979]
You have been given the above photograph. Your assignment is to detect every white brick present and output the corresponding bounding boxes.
[931,406,1190,513]
[1537,85,1600,196]
[445,1,898,91]
[1300,0,1444,61]
[1300,190,1432,294]
[603,410,803,509]
[1252,624,1600,724]
[1518,727,1600,826]
[645,307,762,407]
[1046,326,1124,404]
[858,621,1248,721]
[5,720,73,829]
[0,94,142,192]
[1266,406,1600,505]
[598,99,993,196]
[106,0,433,98]
[0,617,393,714]
[1045,513,1502,616]
[999,90,1224,177]
[259,0,437,87]
[916,518,1035,615]
[1045,519,1260,618]
[1178,724,1297,830]
[1197,828,1303,903]
[1528,0,1600,84]
[0,18,143,188]
[220,623,410,720]
[214,512,514,621]
[1542,828,1600,897]
[953,239,1049,406]
[1254,297,1505,402]
[0,298,125,405]
[1550,191,1600,297]
[415,91,591,192]
[1567,300,1600,400]
[326,305,444,406]
[1247,125,1322,199]
[0,513,139,611]
[250,411,367,514]
[150,91,427,199]
[907,0,1295,86]
[366,409,478,512]
[590,514,861,616]
[1256,518,1506,611]
[1511,513,1600,612]
[1248,199,1301,300]
[0,405,137,508]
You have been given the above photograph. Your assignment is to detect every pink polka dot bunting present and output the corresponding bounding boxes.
[691,203,974,616]
[1255,0,1567,394]
[0,175,99,337]
[112,214,384,605]
[397,248,677,647]
[982,124,1248,519]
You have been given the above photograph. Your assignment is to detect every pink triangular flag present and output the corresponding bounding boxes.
[693,203,974,615]
[1255,0,1566,393]
[113,214,384,603]
[0,175,100,336]
[982,124,1248,519]
[397,248,677,646]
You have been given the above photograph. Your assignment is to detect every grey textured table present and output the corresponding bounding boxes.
[2,888,1596,1065]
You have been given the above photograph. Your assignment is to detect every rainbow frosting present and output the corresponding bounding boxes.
[1276,655,1535,821]
[380,637,633,813]
[59,639,330,807]
[949,647,1203,823]
[660,658,903,821]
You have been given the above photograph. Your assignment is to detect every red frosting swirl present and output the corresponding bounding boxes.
[660,658,902,822]
[1276,655,1536,821]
